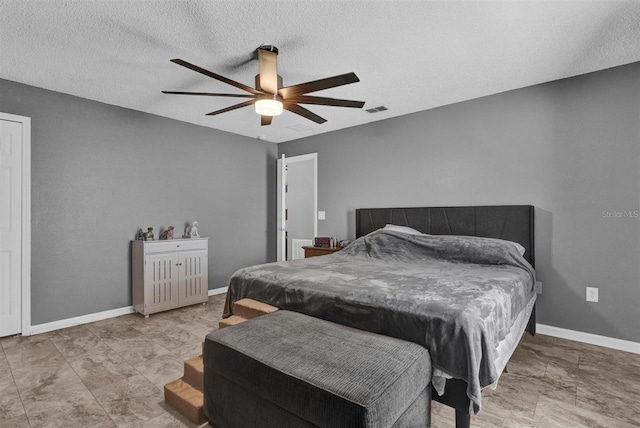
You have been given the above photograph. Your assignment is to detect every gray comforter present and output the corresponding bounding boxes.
[224,230,536,413]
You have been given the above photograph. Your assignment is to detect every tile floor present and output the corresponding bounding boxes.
[1,293,639,427]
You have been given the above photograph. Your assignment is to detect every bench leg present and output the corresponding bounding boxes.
[455,409,470,428]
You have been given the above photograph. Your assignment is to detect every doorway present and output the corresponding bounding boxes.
[276,153,317,261]
[0,112,31,337]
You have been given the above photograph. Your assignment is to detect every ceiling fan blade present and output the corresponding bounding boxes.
[170,59,262,95]
[205,99,256,116]
[279,72,360,98]
[162,91,255,98]
[257,48,278,94]
[261,115,273,126]
[283,103,327,124]
[285,95,365,108]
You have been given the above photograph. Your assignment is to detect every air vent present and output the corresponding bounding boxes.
[366,106,388,113]
[287,124,314,132]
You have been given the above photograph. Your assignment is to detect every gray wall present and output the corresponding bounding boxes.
[0,79,277,325]
[279,62,640,343]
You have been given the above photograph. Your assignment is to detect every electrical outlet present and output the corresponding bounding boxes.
[586,287,599,302]
[535,281,542,294]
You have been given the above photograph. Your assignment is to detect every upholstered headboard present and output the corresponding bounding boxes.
[355,205,535,266]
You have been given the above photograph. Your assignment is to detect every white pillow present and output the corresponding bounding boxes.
[512,242,526,256]
[484,237,526,256]
[382,224,424,235]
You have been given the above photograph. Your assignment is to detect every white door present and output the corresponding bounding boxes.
[0,117,26,336]
[276,153,318,262]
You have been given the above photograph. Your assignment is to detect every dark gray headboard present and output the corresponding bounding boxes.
[356,205,535,266]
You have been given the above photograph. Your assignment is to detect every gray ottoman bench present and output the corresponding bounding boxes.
[203,310,431,428]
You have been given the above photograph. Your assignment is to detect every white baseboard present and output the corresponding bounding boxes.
[537,324,640,355]
[208,286,228,296]
[29,297,637,356]
[30,306,135,336]
[29,288,228,336]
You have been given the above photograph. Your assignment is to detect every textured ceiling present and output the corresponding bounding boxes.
[1,1,639,143]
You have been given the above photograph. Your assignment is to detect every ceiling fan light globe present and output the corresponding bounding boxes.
[255,99,283,116]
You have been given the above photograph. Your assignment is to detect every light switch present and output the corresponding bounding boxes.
[318,211,326,220]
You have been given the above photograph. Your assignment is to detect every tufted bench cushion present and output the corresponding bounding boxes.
[203,310,431,428]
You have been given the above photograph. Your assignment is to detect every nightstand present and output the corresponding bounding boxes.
[302,246,342,258]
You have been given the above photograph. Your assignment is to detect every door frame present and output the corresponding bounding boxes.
[0,112,31,336]
[276,153,318,262]
[277,154,286,262]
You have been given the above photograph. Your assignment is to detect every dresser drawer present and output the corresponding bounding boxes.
[143,238,208,254]
[302,246,342,258]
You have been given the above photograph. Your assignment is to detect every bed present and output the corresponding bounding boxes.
[224,205,536,428]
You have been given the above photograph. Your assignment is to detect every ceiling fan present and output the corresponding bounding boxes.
[162,45,365,126]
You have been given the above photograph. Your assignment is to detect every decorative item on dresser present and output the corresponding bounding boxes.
[141,227,154,241]
[183,221,200,238]
[189,221,200,238]
[160,226,175,240]
[313,236,332,247]
[132,238,208,317]
[303,245,342,258]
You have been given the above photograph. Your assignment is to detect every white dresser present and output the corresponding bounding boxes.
[132,238,209,317]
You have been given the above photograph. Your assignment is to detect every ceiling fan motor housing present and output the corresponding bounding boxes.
[255,74,283,92]
[258,45,278,55]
